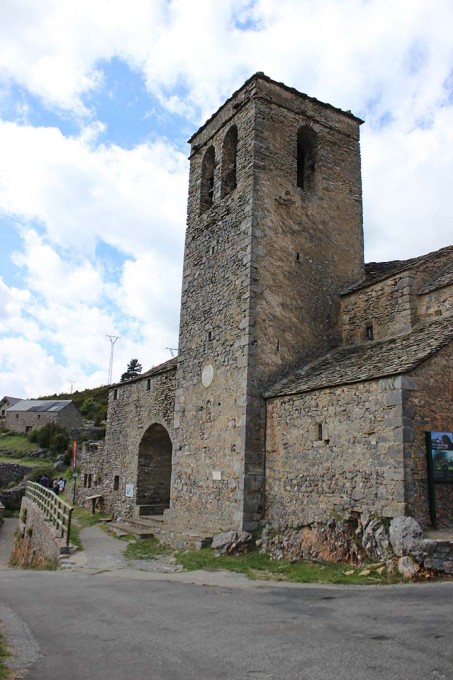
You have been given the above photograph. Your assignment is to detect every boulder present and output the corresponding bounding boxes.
[389,516,423,559]
[362,518,391,561]
[212,530,252,554]
[0,482,27,510]
[397,555,420,580]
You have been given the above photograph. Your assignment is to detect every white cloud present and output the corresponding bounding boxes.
[0,0,452,399]
[0,121,188,257]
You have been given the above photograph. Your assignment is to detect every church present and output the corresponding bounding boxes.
[77,73,453,544]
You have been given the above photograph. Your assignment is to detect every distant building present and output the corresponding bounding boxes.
[5,399,83,434]
[0,396,22,424]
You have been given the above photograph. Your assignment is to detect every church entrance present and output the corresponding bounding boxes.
[136,423,172,516]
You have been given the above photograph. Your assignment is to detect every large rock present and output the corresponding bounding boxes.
[389,516,423,559]
[397,555,420,580]
[211,530,252,554]
[362,518,391,561]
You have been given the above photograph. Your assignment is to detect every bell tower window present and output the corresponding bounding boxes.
[200,146,215,214]
[297,125,316,193]
[221,125,238,198]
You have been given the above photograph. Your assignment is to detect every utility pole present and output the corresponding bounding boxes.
[68,381,75,394]
[107,335,121,384]
[165,347,178,358]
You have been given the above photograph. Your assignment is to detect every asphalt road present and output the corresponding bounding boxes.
[0,521,452,680]
[1,568,452,680]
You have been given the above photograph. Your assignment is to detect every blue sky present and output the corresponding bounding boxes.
[0,0,452,399]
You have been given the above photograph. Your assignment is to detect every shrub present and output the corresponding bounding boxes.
[27,422,69,454]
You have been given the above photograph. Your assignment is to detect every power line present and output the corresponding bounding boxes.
[107,335,121,384]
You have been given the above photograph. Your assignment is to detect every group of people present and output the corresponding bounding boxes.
[38,475,66,495]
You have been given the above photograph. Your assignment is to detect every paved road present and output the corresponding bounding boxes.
[0,521,452,680]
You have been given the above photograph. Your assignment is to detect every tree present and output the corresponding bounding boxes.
[120,358,143,382]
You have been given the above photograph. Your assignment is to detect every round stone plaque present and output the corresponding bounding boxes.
[201,362,214,388]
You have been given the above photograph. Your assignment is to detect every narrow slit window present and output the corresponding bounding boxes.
[146,378,151,391]
[113,388,118,401]
[200,146,215,214]
[317,423,323,440]
[221,125,238,198]
[297,126,316,192]
[114,475,119,491]
[366,324,374,341]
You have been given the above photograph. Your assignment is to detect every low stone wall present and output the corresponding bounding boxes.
[0,462,32,487]
[12,496,63,567]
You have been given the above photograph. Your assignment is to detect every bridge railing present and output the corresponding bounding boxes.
[25,481,73,548]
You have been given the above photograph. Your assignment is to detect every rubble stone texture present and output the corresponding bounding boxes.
[76,74,452,545]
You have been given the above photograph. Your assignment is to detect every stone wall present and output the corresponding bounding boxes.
[341,274,416,345]
[404,345,453,527]
[77,362,175,519]
[265,377,407,529]
[418,283,453,321]
[13,496,62,566]
[0,462,32,487]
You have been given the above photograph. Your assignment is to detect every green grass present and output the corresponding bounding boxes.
[0,434,38,455]
[0,630,11,680]
[175,549,403,585]
[124,537,173,560]
[0,454,45,466]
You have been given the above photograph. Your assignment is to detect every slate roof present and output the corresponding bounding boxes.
[342,245,453,295]
[1,396,22,406]
[266,313,453,398]
[7,399,73,413]
[419,258,453,294]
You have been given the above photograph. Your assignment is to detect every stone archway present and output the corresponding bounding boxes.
[136,423,172,516]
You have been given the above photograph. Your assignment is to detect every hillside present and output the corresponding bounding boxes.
[39,385,110,426]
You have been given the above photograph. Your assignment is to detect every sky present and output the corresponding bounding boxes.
[0,0,452,399]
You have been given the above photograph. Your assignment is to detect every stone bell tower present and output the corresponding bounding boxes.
[166,73,364,535]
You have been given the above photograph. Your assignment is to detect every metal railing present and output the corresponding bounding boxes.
[25,481,73,549]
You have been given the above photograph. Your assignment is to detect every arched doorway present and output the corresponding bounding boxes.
[136,423,172,515]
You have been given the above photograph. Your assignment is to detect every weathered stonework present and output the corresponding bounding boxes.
[77,361,175,518]
[77,74,452,548]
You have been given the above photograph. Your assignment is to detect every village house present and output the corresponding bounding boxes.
[5,399,83,435]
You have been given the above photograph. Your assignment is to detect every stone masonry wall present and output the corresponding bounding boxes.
[170,74,365,534]
[15,496,62,565]
[341,274,417,345]
[77,363,175,519]
[404,345,453,528]
[265,377,407,529]
[418,283,453,321]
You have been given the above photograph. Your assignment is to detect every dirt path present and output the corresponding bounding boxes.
[62,524,182,573]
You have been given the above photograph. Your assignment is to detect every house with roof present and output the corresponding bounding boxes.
[0,396,22,423]
[5,399,83,435]
[76,74,453,543]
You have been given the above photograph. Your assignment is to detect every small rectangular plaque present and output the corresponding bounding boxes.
[125,483,134,498]
[212,470,222,481]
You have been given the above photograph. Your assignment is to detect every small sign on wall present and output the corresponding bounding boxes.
[425,431,453,528]
[125,484,134,498]
[212,470,222,481]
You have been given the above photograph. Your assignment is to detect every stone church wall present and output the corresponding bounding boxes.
[265,377,407,529]
[341,274,417,345]
[77,363,175,518]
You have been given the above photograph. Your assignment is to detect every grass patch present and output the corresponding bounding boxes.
[176,549,403,585]
[124,537,173,561]
[0,434,37,455]
[0,455,46,466]
[0,626,11,680]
